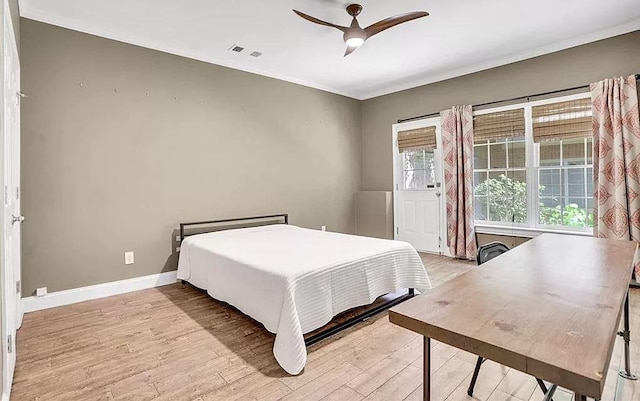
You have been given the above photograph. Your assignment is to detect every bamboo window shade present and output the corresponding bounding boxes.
[532,98,592,142]
[473,109,525,142]
[397,126,437,152]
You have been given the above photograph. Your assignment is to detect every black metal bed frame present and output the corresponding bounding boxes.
[179,213,290,242]
[305,288,415,347]
[178,213,416,347]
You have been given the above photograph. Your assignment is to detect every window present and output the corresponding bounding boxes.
[472,94,593,233]
[474,138,527,223]
[398,126,437,190]
[537,138,593,228]
[473,109,526,224]
[533,98,593,229]
[402,149,436,189]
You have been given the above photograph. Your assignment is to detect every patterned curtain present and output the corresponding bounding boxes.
[591,76,640,258]
[441,106,476,259]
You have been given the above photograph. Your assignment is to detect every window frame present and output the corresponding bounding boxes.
[473,137,528,226]
[473,92,593,235]
[535,137,593,232]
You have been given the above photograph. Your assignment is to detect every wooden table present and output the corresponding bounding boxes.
[389,234,638,400]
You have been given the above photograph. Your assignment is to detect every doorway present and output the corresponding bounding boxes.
[392,117,446,254]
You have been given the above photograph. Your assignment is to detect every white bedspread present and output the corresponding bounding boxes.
[177,224,430,374]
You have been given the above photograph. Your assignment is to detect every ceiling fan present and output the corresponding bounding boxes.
[293,4,429,56]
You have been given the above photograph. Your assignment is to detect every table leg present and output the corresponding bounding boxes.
[423,337,430,401]
[574,394,586,401]
[619,289,638,380]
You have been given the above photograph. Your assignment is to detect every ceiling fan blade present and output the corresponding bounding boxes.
[344,45,359,57]
[293,10,348,33]
[364,11,429,38]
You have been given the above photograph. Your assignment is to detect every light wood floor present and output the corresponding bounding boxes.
[12,254,640,401]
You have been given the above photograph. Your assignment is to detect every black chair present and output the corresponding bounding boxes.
[475,241,510,265]
[467,242,558,401]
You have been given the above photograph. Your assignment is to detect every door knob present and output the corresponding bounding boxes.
[11,215,24,224]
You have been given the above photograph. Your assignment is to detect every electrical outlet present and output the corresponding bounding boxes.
[175,235,181,242]
[36,287,47,297]
[124,251,135,265]
[321,225,326,231]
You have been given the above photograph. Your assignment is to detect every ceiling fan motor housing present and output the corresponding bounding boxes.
[346,4,363,17]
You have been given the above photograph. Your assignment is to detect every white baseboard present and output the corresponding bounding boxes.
[22,271,178,313]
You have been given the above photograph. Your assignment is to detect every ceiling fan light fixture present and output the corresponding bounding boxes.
[345,37,365,47]
[344,28,367,49]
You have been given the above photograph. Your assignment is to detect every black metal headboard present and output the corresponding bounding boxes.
[179,213,289,243]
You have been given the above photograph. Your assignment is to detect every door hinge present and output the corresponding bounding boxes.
[396,183,398,191]
[16,280,20,294]
[16,92,26,106]
[7,334,12,353]
[16,187,20,200]
[3,185,8,204]
[396,227,399,235]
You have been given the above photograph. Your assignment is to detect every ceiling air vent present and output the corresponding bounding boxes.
[229,45,244,53]
[250,51,262,58]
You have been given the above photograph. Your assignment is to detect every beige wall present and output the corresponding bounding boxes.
[476,233,530,249]
[20,19,361,295]
[354,191,393,239]
[361,30,640,191]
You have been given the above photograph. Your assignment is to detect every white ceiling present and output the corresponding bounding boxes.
[19,0,640,100]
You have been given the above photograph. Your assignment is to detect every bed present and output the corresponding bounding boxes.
[176,214,430,375]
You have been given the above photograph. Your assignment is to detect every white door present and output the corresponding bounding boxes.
[393,118,444,254]
[2,2,21,397]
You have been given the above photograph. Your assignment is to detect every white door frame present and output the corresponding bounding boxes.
[4,0,20,329]
[392,117,450,256]
[1,0,20,398]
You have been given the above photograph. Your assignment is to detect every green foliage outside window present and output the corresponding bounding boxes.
[475,174,527,224]
[538,203,594,227]
[474,174,594,227]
